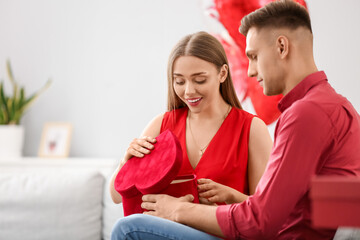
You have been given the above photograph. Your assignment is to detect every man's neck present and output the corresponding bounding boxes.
[283,60,318,96]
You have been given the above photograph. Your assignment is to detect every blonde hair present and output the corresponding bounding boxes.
[167,31,242,111]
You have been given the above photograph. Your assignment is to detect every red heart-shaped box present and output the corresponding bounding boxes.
[114,130,199,216]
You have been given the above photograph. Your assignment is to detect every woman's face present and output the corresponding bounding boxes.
[172,56,226,113]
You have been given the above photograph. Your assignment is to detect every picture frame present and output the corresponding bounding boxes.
[38,122,72,158]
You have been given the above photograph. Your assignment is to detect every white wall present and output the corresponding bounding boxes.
[0,0,359,158]
[308,0,360,110]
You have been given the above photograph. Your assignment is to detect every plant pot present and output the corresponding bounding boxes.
[0,125,24,159]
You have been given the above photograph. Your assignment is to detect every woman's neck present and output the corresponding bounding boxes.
[189,99,230,121]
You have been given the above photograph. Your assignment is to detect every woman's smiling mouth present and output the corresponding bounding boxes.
[186,97,202,106]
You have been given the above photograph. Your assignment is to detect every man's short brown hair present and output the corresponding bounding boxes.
[239,0,312,36]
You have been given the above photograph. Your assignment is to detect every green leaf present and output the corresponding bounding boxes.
[8,98,14,122]
[6,59,16,86]
[0,107,6,124]
[2,61,52,124]
[20,79,52,112]
[18,87,25,109]
[0,83,4,124]
[0,83,9,123]
[13,109,23,124]
[0,82,3,106]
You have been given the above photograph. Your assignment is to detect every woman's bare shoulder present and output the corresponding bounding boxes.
[140,113,165,138]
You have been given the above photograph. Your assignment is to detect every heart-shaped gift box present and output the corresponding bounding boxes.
[114,130,199,216]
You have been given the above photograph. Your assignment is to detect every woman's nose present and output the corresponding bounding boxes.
[185,82,196,95]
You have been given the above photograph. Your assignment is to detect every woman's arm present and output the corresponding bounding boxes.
[247,117,273,194]
[109,113,165,204]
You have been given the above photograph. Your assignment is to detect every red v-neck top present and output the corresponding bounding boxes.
[160,107,254,195]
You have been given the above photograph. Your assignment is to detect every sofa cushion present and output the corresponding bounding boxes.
[0,169,104,240]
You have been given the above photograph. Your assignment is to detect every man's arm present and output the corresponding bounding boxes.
[141,194,225,238]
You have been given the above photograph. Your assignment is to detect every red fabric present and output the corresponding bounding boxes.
[114,130,199,216]
[216,71,360,239]
[160,107,254,196]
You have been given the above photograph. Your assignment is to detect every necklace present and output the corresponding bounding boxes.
[187,105,231,157]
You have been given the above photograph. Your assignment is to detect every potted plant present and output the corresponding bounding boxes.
[0,60,51,158]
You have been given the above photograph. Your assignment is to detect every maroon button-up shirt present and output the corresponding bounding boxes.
[216,71,360,239]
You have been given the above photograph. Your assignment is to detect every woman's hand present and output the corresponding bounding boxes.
[123,136,157,163]
[198,196,218,206]
[197,178,248,204]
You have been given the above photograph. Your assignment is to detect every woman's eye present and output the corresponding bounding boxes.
[175,81,185,85]
[174,77,185,85]
[195,79,206,84]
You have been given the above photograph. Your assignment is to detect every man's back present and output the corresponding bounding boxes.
[282,72,360,176]
[275,71,360,238]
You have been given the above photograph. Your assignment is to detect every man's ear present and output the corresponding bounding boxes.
[219,64,228,83]
[277,36,289,59]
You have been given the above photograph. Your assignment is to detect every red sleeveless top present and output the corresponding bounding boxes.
[160,107,254,195]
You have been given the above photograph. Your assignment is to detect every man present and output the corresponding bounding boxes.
[111,0,360,239]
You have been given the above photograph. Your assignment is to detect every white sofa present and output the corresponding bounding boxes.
[0,158,124,240]
[0,158,358,240]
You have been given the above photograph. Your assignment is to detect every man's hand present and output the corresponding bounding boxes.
[142,193,225,238]
[141,194,194,222]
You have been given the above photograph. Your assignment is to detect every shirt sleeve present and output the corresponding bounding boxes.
[216,101,334,239]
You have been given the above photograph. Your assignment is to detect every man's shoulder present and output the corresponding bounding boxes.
[282,99,329,122]
[280,88,357,137]
[285,83,347,121]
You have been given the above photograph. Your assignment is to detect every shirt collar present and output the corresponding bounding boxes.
[278,71,328,112]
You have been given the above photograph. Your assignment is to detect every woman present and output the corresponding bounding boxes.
[109,31,272,206]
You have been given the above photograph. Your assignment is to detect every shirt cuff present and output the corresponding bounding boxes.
[216,204,235,238]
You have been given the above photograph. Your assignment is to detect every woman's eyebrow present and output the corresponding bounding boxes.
[173,72,207,77]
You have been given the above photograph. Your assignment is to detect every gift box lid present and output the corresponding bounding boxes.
[114,130,183,198]
[310,176,360,200]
